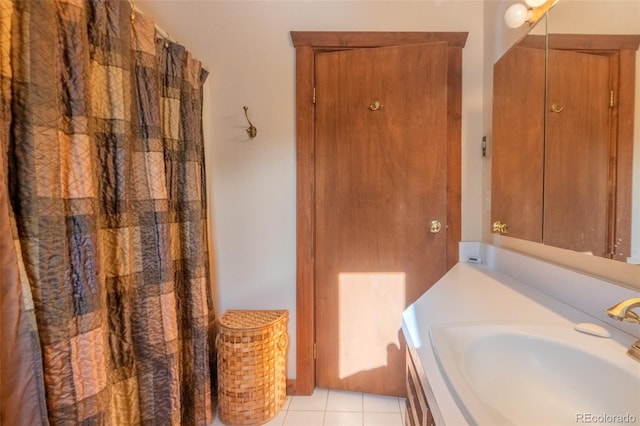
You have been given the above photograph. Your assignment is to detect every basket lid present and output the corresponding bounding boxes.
[219,310,288,330]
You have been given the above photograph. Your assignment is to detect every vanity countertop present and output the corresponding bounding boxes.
[402,243,640,425]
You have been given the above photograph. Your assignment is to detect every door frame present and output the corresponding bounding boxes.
[290,31,467,395]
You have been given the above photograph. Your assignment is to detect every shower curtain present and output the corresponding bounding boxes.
[0,1,216,424]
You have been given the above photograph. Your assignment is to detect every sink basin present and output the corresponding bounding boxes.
[430,322,640,425]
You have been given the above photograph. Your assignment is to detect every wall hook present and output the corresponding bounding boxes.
[550,103,564,113]
[369,100,383,111]
[243,106,257,138]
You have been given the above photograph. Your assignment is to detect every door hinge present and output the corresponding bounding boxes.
[313,342,317,359]
[312,87,316,104]
[610,90,614,108]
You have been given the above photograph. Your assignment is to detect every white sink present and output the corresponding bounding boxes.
[430,322,640,425]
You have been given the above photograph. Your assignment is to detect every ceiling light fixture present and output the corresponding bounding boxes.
[504,0,560,29]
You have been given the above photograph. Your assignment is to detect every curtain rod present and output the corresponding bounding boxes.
[131,3,178,44]
[131,3,210,73]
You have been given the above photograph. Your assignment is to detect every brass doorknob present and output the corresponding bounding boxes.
[492,220,509,235]
[430,220,442,234]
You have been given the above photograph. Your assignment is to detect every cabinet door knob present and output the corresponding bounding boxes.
[492,220,509,235]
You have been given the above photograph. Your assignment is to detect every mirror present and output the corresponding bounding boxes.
[491,0,640,263]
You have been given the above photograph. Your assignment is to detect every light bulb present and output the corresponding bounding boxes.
[524,0,547,7]
[504,3,530,29]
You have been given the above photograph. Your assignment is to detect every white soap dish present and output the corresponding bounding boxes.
[574,322,611,338]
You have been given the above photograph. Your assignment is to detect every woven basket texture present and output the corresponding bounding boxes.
[217,310,288,425]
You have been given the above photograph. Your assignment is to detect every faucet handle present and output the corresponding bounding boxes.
[620,310,640,323]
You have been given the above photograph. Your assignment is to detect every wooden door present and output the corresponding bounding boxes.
[314,43,449,397]
[544,49,611,256]
[491,45,545,241]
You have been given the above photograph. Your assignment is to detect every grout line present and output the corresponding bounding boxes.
[321,389,328,426]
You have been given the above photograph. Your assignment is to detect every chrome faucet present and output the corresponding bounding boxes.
[606,297,640,362]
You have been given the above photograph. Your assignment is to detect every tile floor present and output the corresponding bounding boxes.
[212,388,407,426]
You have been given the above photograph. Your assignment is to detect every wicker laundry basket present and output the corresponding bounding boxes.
[217,310,288,426]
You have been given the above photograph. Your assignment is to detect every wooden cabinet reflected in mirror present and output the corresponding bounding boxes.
[545,35,639,261]
[491,39,545,243]
[491,32,640,262]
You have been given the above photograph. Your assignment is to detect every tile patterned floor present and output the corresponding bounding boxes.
[212,388,406,426]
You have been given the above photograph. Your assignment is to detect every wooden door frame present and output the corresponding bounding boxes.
[290,31,467,395]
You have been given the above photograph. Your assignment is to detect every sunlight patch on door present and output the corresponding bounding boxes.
[338,272,406,380]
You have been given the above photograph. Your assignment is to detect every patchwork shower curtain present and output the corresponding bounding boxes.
[0,1,216,424]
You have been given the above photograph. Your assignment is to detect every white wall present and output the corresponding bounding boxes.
[138,0,486,378]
